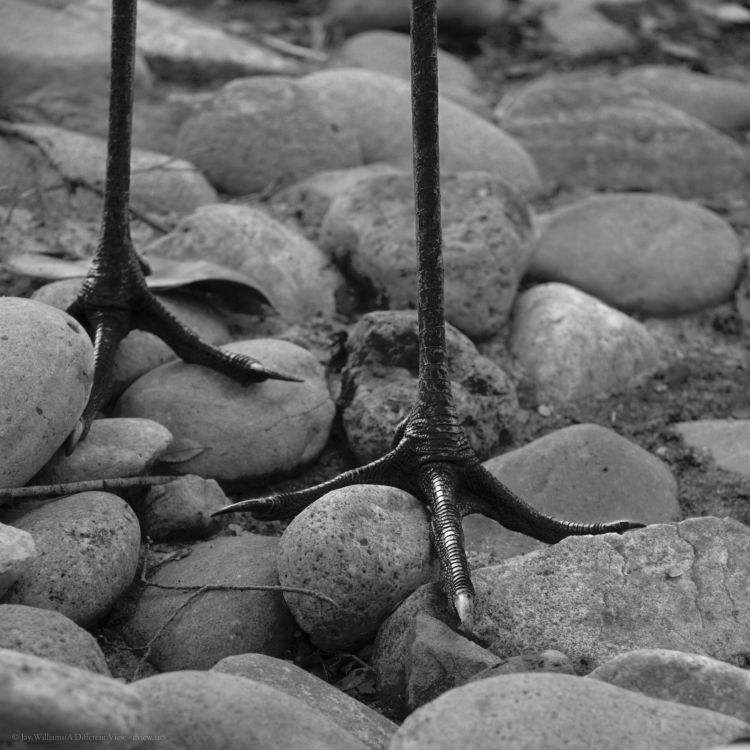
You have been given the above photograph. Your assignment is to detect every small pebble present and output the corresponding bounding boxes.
[673,419,750,479]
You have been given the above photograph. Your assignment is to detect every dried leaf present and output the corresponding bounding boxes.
[158,438,206,464]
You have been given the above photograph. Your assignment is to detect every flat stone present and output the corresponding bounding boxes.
[0,648,146,745]
[174,76,362,195]
[132,670,369,750]
[5,492,141,627]
[620,65,750,133]
[121,534,295,671]
[388,672,750,750]
[302,69,541,195]
[673,419,750,478]
[144,203,343,323]
[0,524,36,598]
[115,339,335,487]
[531,193,743,316]
[495,75,747,197]
[466,650,576,684]
[212,653,397,750]
[509,283,662,403]
[277,485,437,651]
[321,172,536,339]
[0,604,109,674]
[0,297,93,487]
[33,418,173,485]
[589,648,750,723]
[340,311,518,464]
[463,423,679,559]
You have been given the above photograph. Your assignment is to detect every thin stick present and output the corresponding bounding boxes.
[0,475,175,501]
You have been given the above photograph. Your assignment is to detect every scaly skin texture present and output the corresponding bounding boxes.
[216,0,644,631]
[65,0,295,452]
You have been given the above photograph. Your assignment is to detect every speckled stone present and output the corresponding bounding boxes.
[5,492,141,627]
[0,524,36,598]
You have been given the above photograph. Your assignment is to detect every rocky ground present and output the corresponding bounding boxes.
[2,0,750,748]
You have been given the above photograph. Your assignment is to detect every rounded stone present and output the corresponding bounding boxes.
[0,297,94,487]
[115,339,335,487]
[531,193,743,316]
[278,485,437,651]
[0,604,109,674]
[121,534,295,671]
[509,282,662,403]
[0,524,36,598]
[5,492,141,627]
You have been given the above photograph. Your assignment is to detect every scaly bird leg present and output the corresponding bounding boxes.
[65,0,296,452]
[215,0,644,631]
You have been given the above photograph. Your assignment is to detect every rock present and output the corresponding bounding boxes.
[132,670,369,750]
[115,339,335,487]
[619,65,750,133]
[463,423,679,559]
[509,283,662,403]
[0,604,109,674]
[0,297,94,487]
[321,171,536,339]
[212,653,397,750]
[388,672,750,750]
[140,475,228,542]
[340,311,518,464]
[0,525,36,598]
[530,193,743,316]
[121,534,295,671]
[174,76,362,195]
[302,69,541,195]
[673,420,750,479]
[277,485,437,651]
[144,203,343,323]
[0,648,146,745]
[32,418,173,485]
[495,75,748,197]
[589,648,750,723]
[466,650,576,684]
[5,492,140,628]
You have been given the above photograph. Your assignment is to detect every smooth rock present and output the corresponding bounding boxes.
[33,418,173,485]
[302,69,541,195]
[388,672,750,750]
[140,475,227,542]
[0,297,93,487]
[495,75,748,197]
[174,76,362,195]
[509,283,662,403]
[531,193,743,316]
[0,648,146,745]
[0,604,109,674]
[589,648,750,723]
[122,534,295,671]
[144,203,343,323]
[132,670,369,750]
[321,171,536,339]
[277,485,437,651]
[620,65,750,133]
[466,649,576,684]
[0,524,36,598]
[5,492,141,627]
[464,423,679,559]
[340,311,518,463]
[212,653,397,750]
[673,420,750,479]
[115,339,335,487]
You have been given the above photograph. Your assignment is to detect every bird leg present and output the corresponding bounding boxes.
[64,0,295,452]
[215,0,644,631]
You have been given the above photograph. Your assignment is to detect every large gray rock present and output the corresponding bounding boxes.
[388,672,750,750]
[495,75,748,197]
[121,534,295,671]
[302,69,541,195]
[509,283,662,403]
[5,492,141,628]
[339,311,518,464]
[321,172,535,339]
[531,193,743,316]
[0,297,93,487]
[212,653,397,750]
[0,525,36,598]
